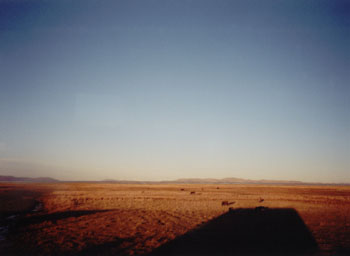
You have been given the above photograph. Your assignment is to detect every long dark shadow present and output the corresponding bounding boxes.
[0,189,43,219]
[150,207,318,255]
[15,210,111,227]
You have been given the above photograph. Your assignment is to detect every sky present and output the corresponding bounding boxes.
[0,0,349,182]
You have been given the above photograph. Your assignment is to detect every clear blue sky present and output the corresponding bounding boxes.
[0,0,349,182]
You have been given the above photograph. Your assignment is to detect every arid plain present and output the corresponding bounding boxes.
[1,183,350,255]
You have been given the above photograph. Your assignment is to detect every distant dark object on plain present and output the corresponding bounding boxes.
[221,201,235,206]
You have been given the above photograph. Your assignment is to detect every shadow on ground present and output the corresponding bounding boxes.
[15,210,110,227]
[150,207,318,255]
[0,189,43,219]
[4,210,114,256]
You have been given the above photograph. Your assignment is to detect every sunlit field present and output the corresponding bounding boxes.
[0,183,349,255]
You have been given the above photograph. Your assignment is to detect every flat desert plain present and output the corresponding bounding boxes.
[0,183,350,255]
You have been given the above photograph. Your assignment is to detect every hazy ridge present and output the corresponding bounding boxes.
[0,175,348,185]
[0,175,59,183]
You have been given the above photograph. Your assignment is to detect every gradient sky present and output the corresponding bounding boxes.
[0,0,349,182]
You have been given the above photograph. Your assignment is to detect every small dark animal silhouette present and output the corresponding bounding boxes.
[221,201,229,206]
[216,187,220,189]
[259,197,264,203]
[221,201,235,206]
[190,191,196,195]
[180,188,185,191]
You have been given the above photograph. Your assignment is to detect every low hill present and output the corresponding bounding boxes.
[163,177,304,185]
[0,175,347,185]
[0,175,59,183]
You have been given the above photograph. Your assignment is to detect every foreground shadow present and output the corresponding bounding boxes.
[16,210,110,227]
[0,189,43,219]
[151,208,318,255]
[4,210,114,255]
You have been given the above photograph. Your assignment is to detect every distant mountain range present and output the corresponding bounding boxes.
[164,177,305,185]
[96,177,305,185]
[101,177,348,185]
[0,175,349,185]
[0,175,60,183]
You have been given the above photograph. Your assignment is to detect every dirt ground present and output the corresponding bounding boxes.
[0,183,349,255]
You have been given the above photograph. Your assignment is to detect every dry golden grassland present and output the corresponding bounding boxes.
[0,183,350,255]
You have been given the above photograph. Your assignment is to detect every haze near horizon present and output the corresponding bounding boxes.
[0,0,349,183]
